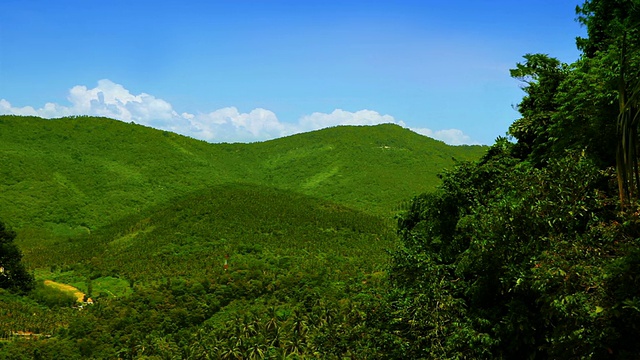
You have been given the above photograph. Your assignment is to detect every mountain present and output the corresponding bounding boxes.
[24,183,396,281]
[252,123,484,214]
[1,183,399,357]
[0,115,485,236]
[0,115,486,358]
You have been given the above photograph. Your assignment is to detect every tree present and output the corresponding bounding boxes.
[0,220,34,293]
[509,54,567,164]
[508,53,619,169]
[383,1,640,357]
[576,0,640,206]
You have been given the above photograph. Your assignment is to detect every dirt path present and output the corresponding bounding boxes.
[43,280,85,302]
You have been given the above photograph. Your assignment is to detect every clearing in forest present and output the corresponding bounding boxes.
[43,280,85,302]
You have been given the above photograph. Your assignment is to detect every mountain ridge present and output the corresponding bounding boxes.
[0,115,486,357]
[0,115,486,234]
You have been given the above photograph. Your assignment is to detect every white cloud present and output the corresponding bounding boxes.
[0,79,182,126]
[0,99,38,116]
[299,109,402,129]
[188,107,286,143]
[411,127,479,145]
[0,79,478,145]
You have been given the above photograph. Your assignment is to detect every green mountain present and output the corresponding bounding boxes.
[0,114,486,358]
[1,184,399,358]
[23,183,396,279]
[253,124,483,214]
[0,115,485,236]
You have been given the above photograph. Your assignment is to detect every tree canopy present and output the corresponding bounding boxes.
[383,0,640,358]
[4,1,640,358]
[0,220,34,293]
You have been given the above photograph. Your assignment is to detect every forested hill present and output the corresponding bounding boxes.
[5,0,640,358]
[0,115,485,234]
[0,114,485,358]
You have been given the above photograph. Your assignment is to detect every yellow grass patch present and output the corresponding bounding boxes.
[43,280,85,302]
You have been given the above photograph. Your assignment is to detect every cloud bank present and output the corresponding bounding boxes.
[0,79,477,145]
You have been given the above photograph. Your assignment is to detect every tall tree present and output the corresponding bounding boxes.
[0,220,34,293]
[508,53,567,164]
[577,0,640,206]
[616,30,640,206]
[383,1,640,357]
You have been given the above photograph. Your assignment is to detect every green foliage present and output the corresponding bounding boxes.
[2,116,485,358]
[0,288,77,342]
[571,1,640,206]
[0,116,485,359]
[552,55,617,167]
[576,0,640,57]
[509,54,568,163]
[387,143,640,358]
[32,183,396,280]
[17,1,640,358]
[0,182,401,358]
[384,2,640,355]
[614,15,640,206]
[253,123,484,215]
[0,116,484,237]
[29,282,76,308]
[508,53,619,168]
[0,221,34,293]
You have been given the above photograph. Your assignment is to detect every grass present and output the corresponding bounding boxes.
[91,277,132,298]
[42,281,84,302]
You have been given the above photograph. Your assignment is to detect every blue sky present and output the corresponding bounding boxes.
[0,0,585,144]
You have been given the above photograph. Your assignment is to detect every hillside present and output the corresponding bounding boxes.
[0,115,485,236]
[0,114,487,357]
[1,184,398,358]
[253,124,484,214]
[22,183,396,279]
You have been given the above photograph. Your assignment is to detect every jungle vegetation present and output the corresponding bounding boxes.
[3,0,640,358]
[0,116,483,358]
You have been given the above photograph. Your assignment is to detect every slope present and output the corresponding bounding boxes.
[0,115,250,235]
[26,183,396,281]
[252,123,485,214]
[2,184,397,358]
[0,115,485,237]
[0,116,483,358]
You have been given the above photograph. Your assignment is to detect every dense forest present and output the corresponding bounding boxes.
[385,1,640,358]
[3,0,640,358]
[0,115,483,358]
